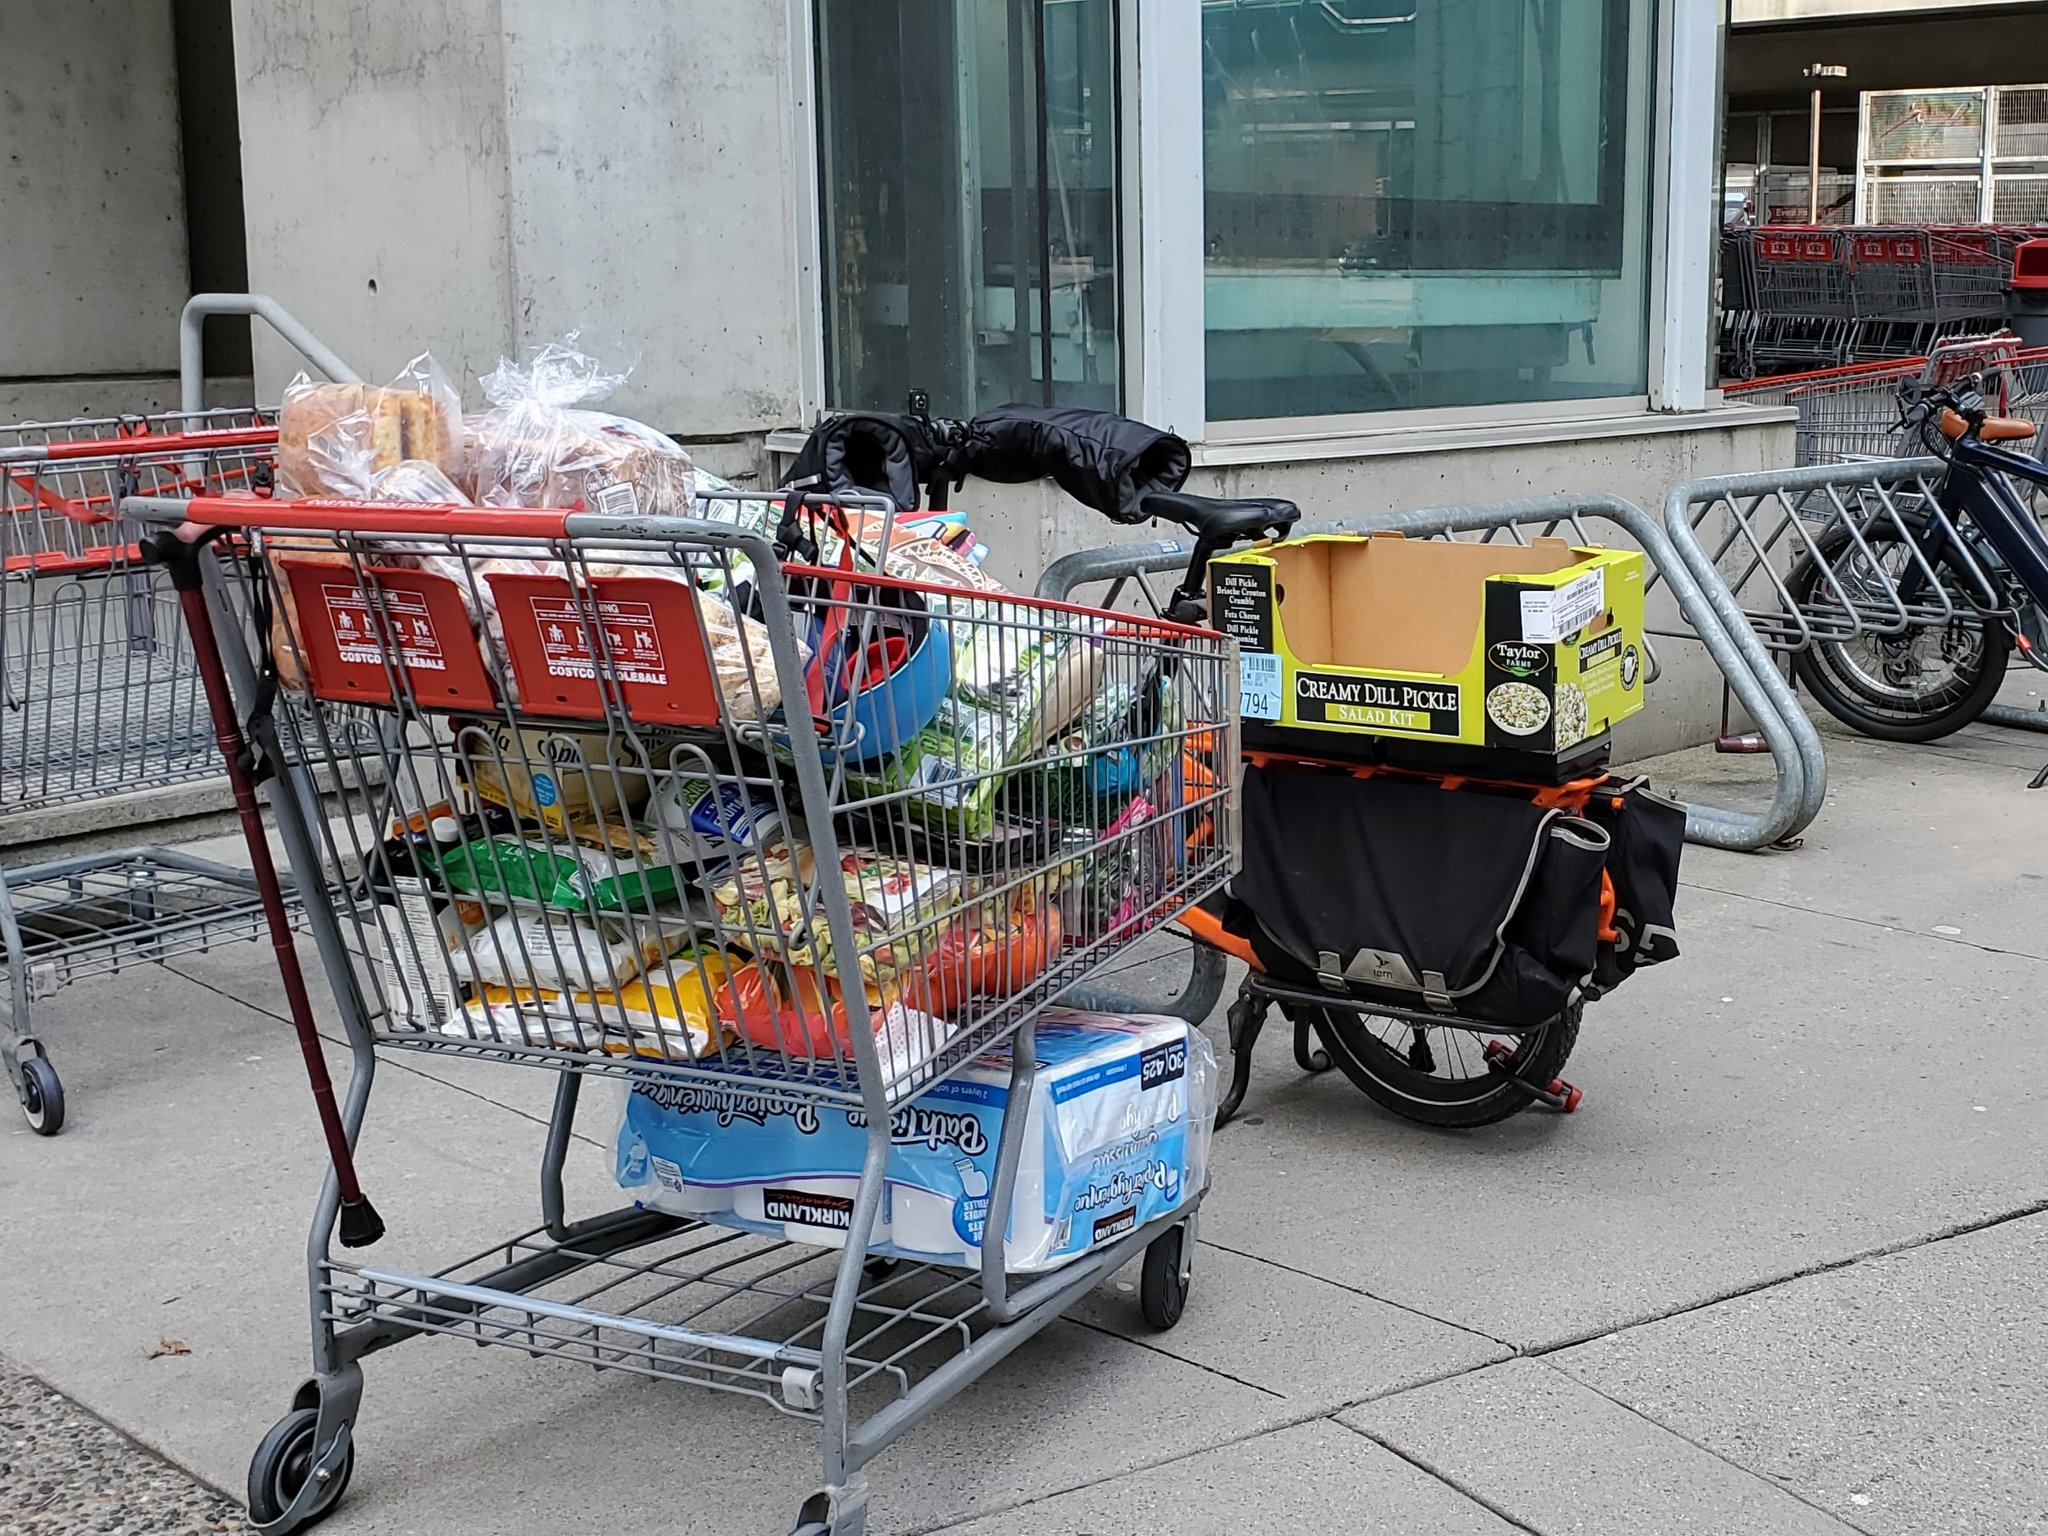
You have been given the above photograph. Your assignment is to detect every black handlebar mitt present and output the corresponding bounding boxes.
[960,406,1191,525]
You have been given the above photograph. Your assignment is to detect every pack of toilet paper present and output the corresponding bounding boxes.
[613,1009,1215,1273]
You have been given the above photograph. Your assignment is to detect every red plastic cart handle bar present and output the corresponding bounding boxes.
[0,424,279,465]
[170,492,574,541]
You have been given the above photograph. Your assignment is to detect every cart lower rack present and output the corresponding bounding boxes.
[133,485,1236,1536]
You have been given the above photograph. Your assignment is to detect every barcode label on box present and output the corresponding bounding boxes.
[1520,568,1605,644]
[1239,651,1283,720]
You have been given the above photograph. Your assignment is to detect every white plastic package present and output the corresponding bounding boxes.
[470,338,695,518]
[614,1009,1215,1272]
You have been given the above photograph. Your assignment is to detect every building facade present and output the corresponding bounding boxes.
[3,1,1797,750]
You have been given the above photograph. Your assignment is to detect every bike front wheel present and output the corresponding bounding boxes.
[1787,520,2012,742]
[1301,1004,1580,1129]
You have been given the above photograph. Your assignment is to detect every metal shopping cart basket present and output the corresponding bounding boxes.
[1,410,296,1133]
[129,485,1236,1536]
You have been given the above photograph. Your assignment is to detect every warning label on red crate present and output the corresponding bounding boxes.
[321,583,447,672]
[527,595,668,684]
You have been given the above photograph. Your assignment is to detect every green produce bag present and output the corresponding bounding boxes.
[425,834,680,915]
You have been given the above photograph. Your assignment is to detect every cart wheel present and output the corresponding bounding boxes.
[247,1408,354,1530]
[1139,1224,1191,1331]
[18,1057,63,1137]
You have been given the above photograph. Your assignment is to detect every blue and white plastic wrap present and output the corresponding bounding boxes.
[614,1010,1215,1273]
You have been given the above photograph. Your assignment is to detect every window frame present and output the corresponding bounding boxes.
[795,0,1717,441]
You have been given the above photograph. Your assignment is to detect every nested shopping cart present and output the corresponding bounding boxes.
[130,486,1235,1535]
[0,410,299,1133]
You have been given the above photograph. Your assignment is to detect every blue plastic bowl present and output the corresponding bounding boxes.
[813,615,954,764]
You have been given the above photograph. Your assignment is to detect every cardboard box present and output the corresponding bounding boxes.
[1208,532,1646,761]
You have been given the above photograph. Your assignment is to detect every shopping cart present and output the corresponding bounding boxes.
[1,411,298,1134]
[130,486,1235,1536]
[1727,334,2026,467]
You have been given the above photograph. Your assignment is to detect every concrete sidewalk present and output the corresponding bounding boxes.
[1,714,2043,1535]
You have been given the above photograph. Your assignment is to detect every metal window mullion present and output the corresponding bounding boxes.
[1650,0,1718,413]
[1131,0,1205,440]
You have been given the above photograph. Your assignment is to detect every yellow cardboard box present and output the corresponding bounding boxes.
[1208,532,1647,758]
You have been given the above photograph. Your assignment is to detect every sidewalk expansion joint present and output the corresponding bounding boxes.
[1547,1363,1879,1535]
[1677,877,2048,965]
[1195,1237,1518,1350]
[1520,1194,2048,1359]
[163,960,611,1149]
[1331,1418,1548,1535]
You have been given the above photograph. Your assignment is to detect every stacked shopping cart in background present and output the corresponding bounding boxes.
[1724,331,2048,466]
[0,409,298,1134]
[1720,224,2037,380]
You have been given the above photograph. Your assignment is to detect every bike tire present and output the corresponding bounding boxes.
[1302,1004,1581,1130]
[1787,521,2012,743]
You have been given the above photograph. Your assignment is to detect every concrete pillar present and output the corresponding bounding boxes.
[0,0,191,420]
[228,0,806,444]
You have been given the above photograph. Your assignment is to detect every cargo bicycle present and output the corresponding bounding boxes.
[795,409,1686,1133]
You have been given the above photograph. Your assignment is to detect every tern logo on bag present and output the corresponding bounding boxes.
[763,1187,854,1230]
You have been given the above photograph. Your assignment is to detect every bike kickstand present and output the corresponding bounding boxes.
[1481,1040,1584,1113]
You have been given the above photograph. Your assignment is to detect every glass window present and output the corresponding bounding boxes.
[816,0,1122,417]
[1200,0,1654,422]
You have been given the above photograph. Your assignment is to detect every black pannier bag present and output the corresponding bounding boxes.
[1230,766,1613,1026]
[1580,776,1686,998]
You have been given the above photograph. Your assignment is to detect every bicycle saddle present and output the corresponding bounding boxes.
[1140,490,1301,542]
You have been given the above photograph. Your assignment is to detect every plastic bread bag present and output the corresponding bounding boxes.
[451,909,682,994]
[277,353,463,499]
[444,986,612,1050]
[471,337,695,518]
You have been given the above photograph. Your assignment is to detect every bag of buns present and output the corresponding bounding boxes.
[470,338,694,519]
[276,353,463,500]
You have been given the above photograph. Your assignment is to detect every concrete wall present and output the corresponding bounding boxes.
[229,0,517,392]
[0,0,191,416]
[229,0,805,437]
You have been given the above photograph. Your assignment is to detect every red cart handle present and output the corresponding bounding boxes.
[171,492,576,541]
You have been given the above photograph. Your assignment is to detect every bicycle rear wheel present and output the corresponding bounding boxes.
[1302,1004,1580,1129]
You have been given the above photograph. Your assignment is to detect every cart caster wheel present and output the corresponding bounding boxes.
[1140,1224,1191,1332]
[247,1408,354,1530]
[18,1057,63,1137]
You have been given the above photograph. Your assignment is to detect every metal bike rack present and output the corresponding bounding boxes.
[1661,459,2048,739]
[1038,492,1825,853]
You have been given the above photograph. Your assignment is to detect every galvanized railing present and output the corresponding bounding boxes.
[1039,492,1825,853]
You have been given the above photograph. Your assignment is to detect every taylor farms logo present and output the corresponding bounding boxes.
[848,1102,990,1157]
[1620,644,1641,690]
[1488,641,1553,678]
[1293,670,1461,734]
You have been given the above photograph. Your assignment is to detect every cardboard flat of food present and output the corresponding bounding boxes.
[1209,531,1647,761]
